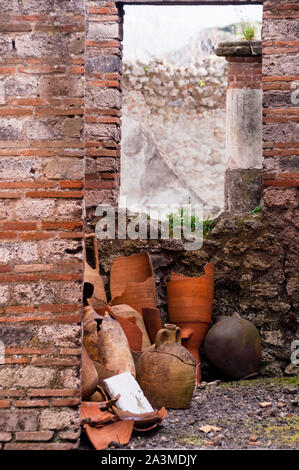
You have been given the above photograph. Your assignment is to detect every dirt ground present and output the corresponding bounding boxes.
[80,376,298,451]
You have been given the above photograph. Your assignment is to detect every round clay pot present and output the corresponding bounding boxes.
[136,324,196,409]
[204,316,261,380]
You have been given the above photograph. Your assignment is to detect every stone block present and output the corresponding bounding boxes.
[86,87,121,109]
[40,409,80,431]
[44,158,84,180]
[16,199,55,219]
[4,76,38,97]
[35,325,81,348]
[224,169,263,213]
[0,118,23,140]
[0,410,38,432]
[0,158,42,181]
[87,22,119,41]
[26,117,83,140]
[85,55,120,74]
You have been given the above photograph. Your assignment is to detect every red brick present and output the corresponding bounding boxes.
[37,304,81,313]
[41,273,82,281]
[5,306,35,314]
[41,221,83,230]
[28,389,80,397]
[5,443,77,450]
[0,265,11,273]
[31,358,80,366]
[0,23,32,32]
[0,390,24,397]
[52,398,81,407]
[19,232,54,240]
[0,192,21,199]
[14,400,49,407]
[263,179,299,187]
[5,348,55,355]
[55,314,82,323]
[4,358,29,364]
[2,222,37,231]
[15,431,54,442]
[59,180,83,189]
[0,274,39,283]
[25,191,84,198]
[0,400,11,408]
[58,232,84,239]
[87,7,110,14]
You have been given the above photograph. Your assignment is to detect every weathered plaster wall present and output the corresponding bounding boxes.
[121,57,227,217]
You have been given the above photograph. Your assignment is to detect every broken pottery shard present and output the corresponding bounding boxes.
[110,252,157,313]
[96,305,143,353]
[110,304,151,350]
[97,313,136,377]
[104,372,154,415]
[83,305,102,361]
[84,233,107,308]
[142,307,163,345]
[81,402,116,427]
[84,420,134,450]
[113,406,167,432]
[81,346,99,401]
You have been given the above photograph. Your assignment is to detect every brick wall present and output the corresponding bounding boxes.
[0,0,85,450]
[227,56,262,89]
[262,0,299,188]
[85,1,123,227]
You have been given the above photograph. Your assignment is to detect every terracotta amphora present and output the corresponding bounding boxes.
[83,305,102,362]
[136,324,196,409]
[82,346,99,401]
[110,252,157,313]
[204,315,261,379]
[97,312,136,377]
[167,263,214,324]
[167,263,214,384]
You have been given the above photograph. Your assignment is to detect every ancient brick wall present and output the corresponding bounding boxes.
[261,1,298,348]
[85,1,122,227]
[0,0,85,450]
[262,0,299,189]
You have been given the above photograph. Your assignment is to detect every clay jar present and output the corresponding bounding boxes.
[167,263,214,384]
[97,312,136,377]
[136,324,196,409]
[204,316,262,380]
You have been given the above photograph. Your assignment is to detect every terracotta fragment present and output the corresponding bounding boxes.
[142,307,163,345]
[81,346,99,401]
[110,304,151,351]
[97,312,136,377]
[96,306,143,353]
[110,252,157,313]
[83,420,134,450]
[84,233,107,308]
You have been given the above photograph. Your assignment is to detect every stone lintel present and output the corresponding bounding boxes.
[216,41,262,58]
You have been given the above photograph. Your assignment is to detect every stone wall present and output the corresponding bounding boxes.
[96,205,297,380]
[85,1,123,224]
